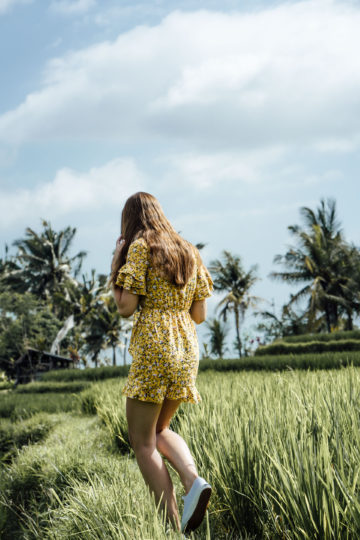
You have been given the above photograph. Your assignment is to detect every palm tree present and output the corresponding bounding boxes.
[334,242,360,330]
[205,317,228,358]
[2,220,87,317]
[101,294,132,366]
[209,251,261,358]
[269,198,355,332]
[255,301,309,342]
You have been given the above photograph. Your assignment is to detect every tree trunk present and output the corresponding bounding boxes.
[346,309,353,330]
[112,345,116,367]
[234,307,242,358]
[123,335,128,366]
[324,305,331,333]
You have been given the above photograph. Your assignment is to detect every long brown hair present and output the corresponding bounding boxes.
[109,192,202,288]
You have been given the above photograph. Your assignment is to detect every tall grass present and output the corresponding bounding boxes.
[0,392,81,420]
[199,351,360,371]
[282,329,360,343]
[3,367,360,538]
[0,413,209,539]
[39,365,129,382]
[0,412,59,462]
[80,368,360,539]
[255,339,360,356]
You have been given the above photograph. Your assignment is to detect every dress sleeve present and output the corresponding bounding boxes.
[193,263,214,301]
[115,238,149,295]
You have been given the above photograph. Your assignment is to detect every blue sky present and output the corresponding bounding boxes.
[1,0,360,356]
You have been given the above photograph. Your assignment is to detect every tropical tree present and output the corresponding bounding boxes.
[255,301,309,343]
[334,242,360,330]
[209,251,261,358]
[102,293,132,366]
[205,317,228,358]
[0,244,19,293]
[2,220,86,318]
[0,291,62,378]
[270,198,359,332]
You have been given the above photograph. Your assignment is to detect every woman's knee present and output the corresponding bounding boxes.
[128,430,156,454]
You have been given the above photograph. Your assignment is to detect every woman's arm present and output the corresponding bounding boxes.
[190,299,207,324]
[112,285,139,318]
[110,236,140,317]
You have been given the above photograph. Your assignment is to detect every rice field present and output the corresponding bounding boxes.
[1,367,360,538]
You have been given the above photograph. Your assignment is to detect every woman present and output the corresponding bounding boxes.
[108,192,213,533]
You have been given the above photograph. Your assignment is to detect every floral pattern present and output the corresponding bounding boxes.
[115,237,213,404]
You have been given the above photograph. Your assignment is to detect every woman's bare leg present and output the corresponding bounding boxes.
[156,398,199,494]
[126,397,180,530]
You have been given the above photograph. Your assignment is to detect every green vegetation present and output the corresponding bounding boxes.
[267,198,360,335]
[0,413,59,462]
[282,329,360,343]
[209,251,260,357]
[40,364,129,382]
[255,338,360,356]
[2,368,360,538]
[12,380,91,393]
[0,391,81,420]
[1,198,360,538]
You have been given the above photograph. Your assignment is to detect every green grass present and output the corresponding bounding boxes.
[13,380,91,393]
[255,339,360,356]
[39,365,129,382]
[24,351,360,385]
[0,412,59,462]
[200,350,360,371]
[2,367,360,538]
[281,329,360,343]
[0,413,211,540]
[80,368,360,539]
[0,391,81,420]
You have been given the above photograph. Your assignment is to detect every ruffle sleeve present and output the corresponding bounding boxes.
[115,238,149,296]
[193,263,214,301]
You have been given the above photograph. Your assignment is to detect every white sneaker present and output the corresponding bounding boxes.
[181,476,212,533]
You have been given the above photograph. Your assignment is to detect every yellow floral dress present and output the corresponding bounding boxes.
[115,237,213,404]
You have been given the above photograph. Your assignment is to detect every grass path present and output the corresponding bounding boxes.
[0,412,215,539]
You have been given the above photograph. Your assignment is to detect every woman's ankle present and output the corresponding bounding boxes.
[183,472,199,495]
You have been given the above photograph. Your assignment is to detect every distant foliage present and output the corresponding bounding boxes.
[39,365,130,382]
[198,351,360,372]
[255,339,360,356]
[282,329,360,343]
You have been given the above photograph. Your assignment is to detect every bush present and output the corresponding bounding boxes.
[255,339,360,356]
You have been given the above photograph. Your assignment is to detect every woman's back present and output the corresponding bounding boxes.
[116,237,212,312]
[115,236,213,404]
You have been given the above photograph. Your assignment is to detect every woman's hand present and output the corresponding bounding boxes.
[111,235,125,272]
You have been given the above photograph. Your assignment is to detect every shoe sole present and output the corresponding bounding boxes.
[184,486,212,533]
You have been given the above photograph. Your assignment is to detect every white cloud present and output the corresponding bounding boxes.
[1,1,360,150]
[0,0,32,15]
[0,158,145,229]
[50,0,95,15]
[161,146,286,189]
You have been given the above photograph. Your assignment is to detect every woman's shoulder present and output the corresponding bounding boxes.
[129,236,149,250]
[127,237,150,264]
